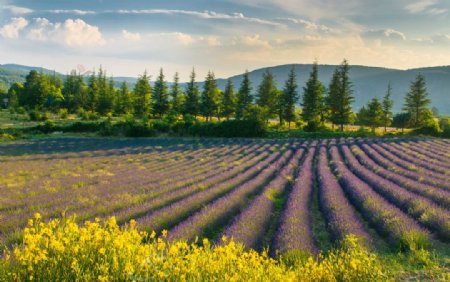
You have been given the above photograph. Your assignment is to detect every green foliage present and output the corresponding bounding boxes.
[133,71,152,117]
[200,71,220,121]
[326,60,354,131]
[236,70,253,120]
[256,70,278,122]
[189,119,267,138]
[116,81,134,115]
[302,62,325,128]
[170,72,184,115]
[152,68,170,117]
[366,98,384,129]
[183,68,200,117]
[381,83,394,131]
[403,74,431,128]
[279,66,298,128]
[221,79,236,120]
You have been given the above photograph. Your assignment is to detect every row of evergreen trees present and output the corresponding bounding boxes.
[3,60,434,131]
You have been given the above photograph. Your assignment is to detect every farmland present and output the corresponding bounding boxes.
[0,137,449,280]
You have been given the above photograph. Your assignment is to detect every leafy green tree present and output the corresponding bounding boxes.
[152,68,170,118]
[392,112,411,133]
[280,66,298,128]
[221,79,236,120]
[87,71,99,112]
[184,68,200,117]
[170,72,184,115]
[366,98,383,129]
[7,82,22,109]
[356,106,369,127]
[327,60,354,131]
[133,71,152,117]
[403,74,431,128]
[200,71,220,121]
[302,62,325,130]
[381,83,394,132]
[22,70,45,108]
[256,70,278,123]
[236,70,253,120]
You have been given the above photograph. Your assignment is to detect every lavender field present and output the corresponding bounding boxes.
[0,137,449,253]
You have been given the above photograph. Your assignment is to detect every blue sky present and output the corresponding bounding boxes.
[1,0,449,80]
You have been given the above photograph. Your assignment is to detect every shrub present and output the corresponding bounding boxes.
[0,215,385,282]
[152,119,171,133]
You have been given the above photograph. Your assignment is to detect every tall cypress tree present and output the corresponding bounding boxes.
[381,83,394,132]
[403,74,430,128]
[133,71,152,117]
[221,79,236,120]
[116,81,134,115]
[87,71,99,112]
[280,66,298,128]
[200,71,220,121]
[256,70,278,122]
[236,70,253,120]
[302,62,324,129]
[327,60,354,131]
[170,72,183,115]
[184,68,200,117]
[152,68,170,118]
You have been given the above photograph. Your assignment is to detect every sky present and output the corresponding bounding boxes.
[0,0,449,80]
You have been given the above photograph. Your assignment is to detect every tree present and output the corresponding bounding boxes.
[170,72,184,115]
[22,70,47,108]
[200,71,220,121]
[302,61,325,130]
[152,68,170,118]
[392,112,411,133]
[87,71,99,112]
[356,106,369,127]
[366,98,383,129]
[116,81,134,115]
[280,66,298,128]
[221,79,236,120]
[235,70,253,120]
[97,71,115,115]
[63,71,87,111]
[184,68,200,117]
[381,83,394,132]
[7,82,23,109]
[256,70,278,123]
[403,74,431,128]
[327,60,354,131]
[133,71,152,117]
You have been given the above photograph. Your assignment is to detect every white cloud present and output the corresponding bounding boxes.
[16,17,105,47]
[405,0,446,14]
[61,19,105,47]
[427,8,448,15]
[0,17,28,39]
[3,5,33,15]
[275,18,331,32]
[116,9,282,26]
[175,32,195,45]
[122,30,141,41]
[237,34,271,48]
[384,29,406,40]
[46,10,96,15]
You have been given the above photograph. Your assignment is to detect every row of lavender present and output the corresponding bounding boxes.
[1,137,448,254]
[163,137,449,253]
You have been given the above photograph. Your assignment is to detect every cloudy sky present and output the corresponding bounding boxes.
[1,0,449,80]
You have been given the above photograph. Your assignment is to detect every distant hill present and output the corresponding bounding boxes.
[215,64,450,115]
[1,63,449,115]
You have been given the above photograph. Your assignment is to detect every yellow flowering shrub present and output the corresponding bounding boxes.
[0,214,385,281]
